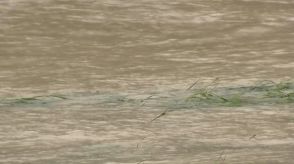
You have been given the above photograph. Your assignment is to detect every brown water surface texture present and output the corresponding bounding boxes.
[0,0,294,164]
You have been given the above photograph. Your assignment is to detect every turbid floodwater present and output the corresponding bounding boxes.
[0,0,294,163]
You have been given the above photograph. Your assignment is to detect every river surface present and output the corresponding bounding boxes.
[0,0,294,163]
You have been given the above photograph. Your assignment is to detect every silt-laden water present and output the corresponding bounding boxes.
[0,0,294,163]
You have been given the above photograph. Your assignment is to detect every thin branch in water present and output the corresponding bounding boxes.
[150,109,168,122]
[186,79,200,90]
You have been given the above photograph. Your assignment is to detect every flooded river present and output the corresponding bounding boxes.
[1,0,294,163]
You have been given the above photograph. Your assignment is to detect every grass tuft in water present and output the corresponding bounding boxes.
[182,80,294,108]
[14,97,39,104]
[7,95,68,105]
[185,90,244,107]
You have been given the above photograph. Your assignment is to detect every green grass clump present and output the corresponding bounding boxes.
[185,90,244,107]
[262,81,294,103]
[184,80,294,108]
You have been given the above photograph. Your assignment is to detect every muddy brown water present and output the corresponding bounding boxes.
[0,0,294,163]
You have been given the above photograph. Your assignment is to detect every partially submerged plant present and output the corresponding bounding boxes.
[14,97,39,104]
[184,80,294,107]
[263,81,294,103]
[1,80,293,108]
[186,89,244,107]
[8,95,68,105]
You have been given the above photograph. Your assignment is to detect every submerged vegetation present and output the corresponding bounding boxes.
[182,80,294,108]
[0,95,68,106]
[1,80,294,109]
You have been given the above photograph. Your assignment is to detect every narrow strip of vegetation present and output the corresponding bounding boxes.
[0,80,293,108]
[181,80,294,108]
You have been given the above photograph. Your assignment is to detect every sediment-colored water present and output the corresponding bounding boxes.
[1,0,294,163]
